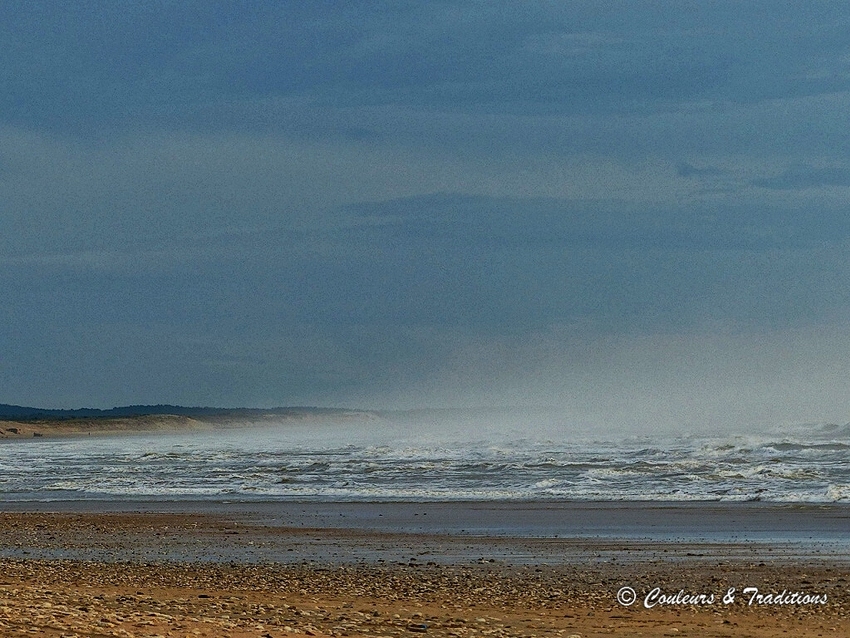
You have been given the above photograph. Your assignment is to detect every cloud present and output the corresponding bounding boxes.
[676,162,723,178]
[752,164,850,190]
[5,3,850,415]
[343,191,850,251]
[3,2,850,135]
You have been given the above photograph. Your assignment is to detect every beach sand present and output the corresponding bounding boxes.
[0,509,847,637]
[0,411,372,439]
[0,416,211,439]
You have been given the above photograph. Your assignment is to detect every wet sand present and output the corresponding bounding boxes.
[3,500,850,560]
[0,506,848,637]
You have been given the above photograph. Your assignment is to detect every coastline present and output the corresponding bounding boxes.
[0,410,374,439]
[1,503,848,636]
[2,419,848,635]
[0,415,214,439]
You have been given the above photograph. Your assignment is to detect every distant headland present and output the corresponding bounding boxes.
[0,404,375,439]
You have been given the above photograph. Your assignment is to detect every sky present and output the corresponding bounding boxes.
[2,1,850,432]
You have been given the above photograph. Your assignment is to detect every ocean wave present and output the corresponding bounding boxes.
[2,424,850,503]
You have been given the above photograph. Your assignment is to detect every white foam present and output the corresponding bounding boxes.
[2,420,849,502]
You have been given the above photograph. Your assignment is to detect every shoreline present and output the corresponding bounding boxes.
[0,410,374,439]
[0,509,848,636]
[3,435,849,635]
[1,506,849,566]
[3,499,849,544]
[0,415,214,439]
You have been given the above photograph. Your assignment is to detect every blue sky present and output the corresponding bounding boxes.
[3,2,850,431]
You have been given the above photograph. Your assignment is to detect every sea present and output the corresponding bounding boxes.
[1,414,849,503]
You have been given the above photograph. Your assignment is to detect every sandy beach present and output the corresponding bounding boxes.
[0,416,211,439]
[0,505,847,637]
[8,2,850,637]
[0,412,371,439]
[2,419,848,636]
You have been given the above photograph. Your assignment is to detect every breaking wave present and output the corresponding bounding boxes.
[1,418,848,503]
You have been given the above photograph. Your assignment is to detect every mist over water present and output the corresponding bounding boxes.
[1,411,848,503]
[356,322,850,440]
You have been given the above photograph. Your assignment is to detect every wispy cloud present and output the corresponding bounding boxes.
[343,192,850,250]
[752,164,850,190]
[676,162,724,178]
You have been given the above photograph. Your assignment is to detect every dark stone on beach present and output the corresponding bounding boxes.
[32,432,43,437]
[6,428,18,434]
